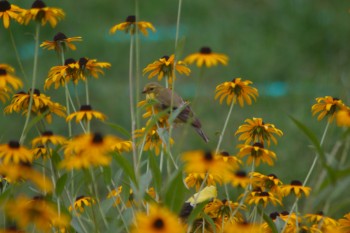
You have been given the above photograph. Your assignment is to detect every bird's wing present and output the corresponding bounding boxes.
[157,88,184,110]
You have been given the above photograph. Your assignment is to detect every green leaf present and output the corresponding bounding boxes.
[103,121,131,138]
[168,103,188,124]
[56,173,68,196]
[289,116,336,183]
[164,169,187,213]
[202,212,217,233]
[187,202,208,225]
[102,166,112,185]
[148,152,162,193]
[113,153,137,187]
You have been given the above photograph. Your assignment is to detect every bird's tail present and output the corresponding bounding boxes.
[193,126,209,143]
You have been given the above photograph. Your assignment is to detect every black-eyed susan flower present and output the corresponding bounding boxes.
[0,163,53,192]
[68,196,95,214]
[184,173,217,191]
[20,0,65,27]
[0,87,10,103]
[237,142,277,166]
[4,89,66,123]
[0,225,25,233]
[204,198,244,220]
[280,180,311,198]
[251,172,282,195]
[245,190,282,207]
[143,54,191,83]
[0,1,24,28]
[137,99,170,128]
[235,117,283,146]
[111,139,132,154]
[77,57,111,80]
[134,126,174,156]
[66,105,107,123]
[184,47,228,68]
[311,96,344,122]
[217,151,242,170]
[215,78,258,107]
[131,204,185,233]
[60,133,119,170]
[181,151,233,184]
[338,213,350,231]
[32,145,51,160]
[0,141,33,164]
[110,15,155,36]
[336,106,350,127]
[304,211,338,227]
[5,196,69,231]
[40,32,82,54]
[107,186,135,207]
[31,130,66,147]
[229,170,251,188]
[45,58,80,89]
[0,64,23,91]
[223,222,263,233]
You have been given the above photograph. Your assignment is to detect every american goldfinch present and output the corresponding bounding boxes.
[142,82,209,142]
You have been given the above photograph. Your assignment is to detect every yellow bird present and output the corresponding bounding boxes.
[142,82,209,143]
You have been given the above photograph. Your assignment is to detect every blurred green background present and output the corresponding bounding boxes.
[1,0,350,214]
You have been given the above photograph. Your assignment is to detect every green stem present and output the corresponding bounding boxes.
[9,28,28,83]
[215,100,235,154]
[174,0,183,50]
[20,23,41,144]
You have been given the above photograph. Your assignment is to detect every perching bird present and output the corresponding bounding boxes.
[142,82,209,142]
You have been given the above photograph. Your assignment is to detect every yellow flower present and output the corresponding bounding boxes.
[66,105,107,123]
[143,54,191,84]
[0,88,10,103]
[229,170,251,188]
[0,141,33,164]
[40,32,82,54]
[184,173,217,191]
[280,180,311,198]
[0,64,23,91]
[60,133,119,170]
[223,222,263,233]
[77,57,111,80]
[217,151,242,170]
[107,186,134,207]
[251,172,282,195]
[134,126,174,156]
[235,117,283,146]
[110,15,156,36]
[338,213,350,231]
[45,58,80,89]
[0,1,24,28]
[32,145,51,160]
[0,163,53,192]
[181,151,233,184]
[304,211,338,227]
[5,196,70,231]
[111,139,132,153]
[215,78,258,107]
[20,0,65,27]
[237,142,277,166]
[68,196,95,213]
[204,198,243,220]
[312,96,344,122]
[245,190,282,207]
[4,89,66,123]
[131,204,185,233]
[336,106,350,127]
[31,130,66,147]
[184,47,228,68]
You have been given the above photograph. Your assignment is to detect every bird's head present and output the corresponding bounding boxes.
[142,82,163,97]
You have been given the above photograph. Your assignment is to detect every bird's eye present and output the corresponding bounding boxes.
[149,87,154,91]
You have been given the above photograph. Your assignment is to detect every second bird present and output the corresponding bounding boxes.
[142,82,209,143]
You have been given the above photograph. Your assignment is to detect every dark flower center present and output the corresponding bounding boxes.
[80,105,92,111]
[0,68,6,75]
[280,211,289,216]
[42,131,53,136]
[269,212,279,220]
[221,199,227,204]
[316,211,324,216]
[28,88,41,96]
[76,195,85,201]
[33,195,45,200]
[290,180,302,186]
[31,0,46,8]
[0,1,11,12]
[258,191,269,197]
[200,47,212,54]
[79,57,88,68]
[235,170,247,177]
[54,32,67,41]
[92,133,104,143]
[220,151,229,157]
[65,58,76,66]
[162,55,169,61]
[126,15,136,23]
[267,174,277,179]
[204,151,213,161]
[152,218,165,229]
[333,97,339,101]
[252,142,264,148]
[8,140,20,148]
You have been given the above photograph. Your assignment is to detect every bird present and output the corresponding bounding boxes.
[142,82,209,143]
